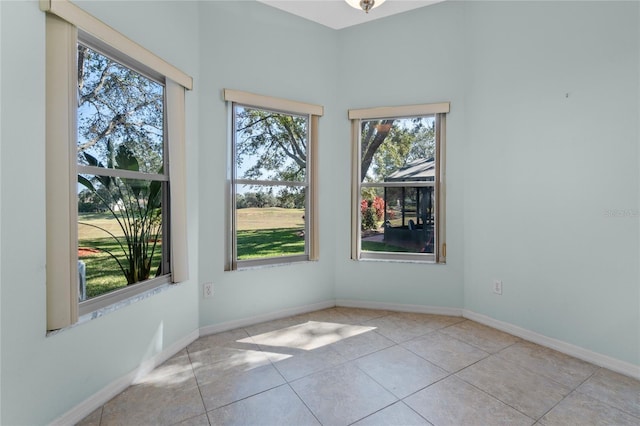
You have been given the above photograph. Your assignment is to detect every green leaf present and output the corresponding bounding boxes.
[83,152,103,168]
[83,152,113,188]
[148,180,162,210]
[115,144,139,172]
[78,175,96,192]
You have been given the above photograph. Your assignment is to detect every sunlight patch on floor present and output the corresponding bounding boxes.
[240,321,377,350]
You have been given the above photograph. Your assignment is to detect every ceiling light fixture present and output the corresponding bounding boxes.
[345,0,386,14]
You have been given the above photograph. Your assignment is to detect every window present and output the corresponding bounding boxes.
[76,43,170,306]
[43,0,192,330]
[349,103,449,263]
[224,90,323,270]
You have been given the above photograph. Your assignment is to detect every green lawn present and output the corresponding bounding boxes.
[236,207,305,259]
[236,207,305,230]
[361,241,412,253]
[78,208,305,298]
[78,213,162,298]
[237,228,304,259]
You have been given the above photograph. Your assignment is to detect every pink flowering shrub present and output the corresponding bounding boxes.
[361,196,385,230]
[371,196,385,221]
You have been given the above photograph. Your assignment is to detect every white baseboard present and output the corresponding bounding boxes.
[463,310,640,380]
[51,300,639,426]
[52,301,334,426]
[334,299,639,380]
[199,299,336,336]
[50,329,200,426]
[335,299,463,317]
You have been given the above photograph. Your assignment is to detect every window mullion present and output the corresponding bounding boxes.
[235,179,307,187]
[78,165,168,182]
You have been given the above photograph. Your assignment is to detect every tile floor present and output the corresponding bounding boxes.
[78,307,640,426]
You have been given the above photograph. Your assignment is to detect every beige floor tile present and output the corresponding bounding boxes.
[393,312,465,330]
[334,307,391,324]
[439,320,519,353]
[328,329,395,360]
[247,320,376,351]
[174,413,210,426]
[75,407,102,426]
[364,314,440,343]
[290,363,397,425]
[188,328,251,351]
[198,363,285,411]
[101,379,205,426]
[135,350,196,387]
[188,342,271,385]
[243,315,310,336]
[302,307,353,324]
[101,351,205,425]
[354,345,448,398]
[497,341,599,388]
[456,356,570,419]
[405,376,534,426]
[206,384,319,426]
[352,402,431,426]
[267,344,347,381]
[75,310,637,426]
[402,331,489,372]
[577,368,640,418]
[539,391,640,426]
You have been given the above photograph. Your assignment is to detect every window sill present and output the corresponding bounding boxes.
[357,253,444,264]
[229,256,317,272]
[46,282,173,337]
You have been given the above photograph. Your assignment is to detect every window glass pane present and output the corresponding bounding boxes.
[77,44,164,175]
[360,116,435,184]
[361,186,435,254]
[236,184,306,261]
[235,106,307,182]
[78,174,164,300]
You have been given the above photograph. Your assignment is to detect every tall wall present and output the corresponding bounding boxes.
[461,1,639,366]
[333,1,469,311]
[196,1,339,327]
[0,2,201,424]
[0,1,637,424]
[333,0,638,367]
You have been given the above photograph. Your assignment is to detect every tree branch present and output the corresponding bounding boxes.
[361,119,394,181]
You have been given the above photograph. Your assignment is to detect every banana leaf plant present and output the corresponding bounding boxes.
[78,144,163,285]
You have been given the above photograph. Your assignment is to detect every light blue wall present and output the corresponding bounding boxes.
[333,2,468,309]
[0,1,638,424]
[333,1,639,366]
[0,1,201,424]
[462,1,639,366]
[196,1,338,327]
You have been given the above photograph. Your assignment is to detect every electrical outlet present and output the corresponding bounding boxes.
[493,280,503,295]
[203,282,214,299]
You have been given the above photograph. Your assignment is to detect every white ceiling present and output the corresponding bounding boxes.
[257,0,446,30]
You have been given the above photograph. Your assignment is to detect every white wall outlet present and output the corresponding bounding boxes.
[203,282,214,299]
[493,280,503,295]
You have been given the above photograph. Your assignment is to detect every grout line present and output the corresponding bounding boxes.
[451,367,537,422]
[346,400,399,426]
[535,388,578,423]
[286,382,324,425]
[184,344,211,425]
[104,307,637,426]
[571,367,640,421]
[97,405,104,426]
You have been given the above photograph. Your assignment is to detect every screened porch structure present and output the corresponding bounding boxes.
[383,158,435,252]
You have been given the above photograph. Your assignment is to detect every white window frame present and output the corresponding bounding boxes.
[349,103,449,263]
[223,90,322,271]
[42,0,192,331]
